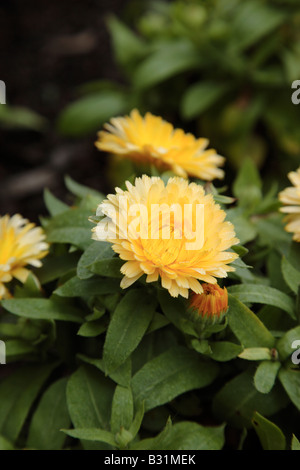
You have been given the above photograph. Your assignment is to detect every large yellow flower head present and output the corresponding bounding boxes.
[95,109,225,181]
[0,214,49,299]
[92,175,239,298]
[279,168,300,242]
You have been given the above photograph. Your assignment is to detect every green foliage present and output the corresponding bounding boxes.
[252,412,286,450]
[56,0,300,181]
[3,0,300,446]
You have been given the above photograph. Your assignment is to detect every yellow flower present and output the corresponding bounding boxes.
[92,175,239,298]
[188,283,228,324]
[279,168,300,242]
[0,214,49,299]
[95,109,225,181]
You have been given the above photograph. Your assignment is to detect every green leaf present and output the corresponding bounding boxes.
[276,326,300,361]
[213,370,289,428]
[27,378,70,450]
[78,354,132,388]
[14,272,43,299]
[0,435,15,450]
[133,39,200,89]
[233,158,262,210]
[47,227,92,250]
[278,368,300,412]
[77,320,106,337]
[158,290,198,337]
[282,256,300,294]
[252,412,286,450]
[90,258,124,278]
[62,428,116,447]
[228,285,295,319]
[254,361,281,394]
[103,289,157,374]
[77,241,114,279]
[108,16,147,66]
[65,175,104,200]
[46,207,93,230]
[57,90,129,136]
[36,252,79,284]
[2,297,83,323]
[209,341,243,362]
[226,209,257,245]
[132,346,219,412]
[55,276,120,298]
[238,348,272,361]
[146,312,170,334]
[181,81,229,119]
[0,363,57,442]
[128,402,144,440]
[46,208,93,250]
[44,189,69,216]
[256,215,292,247]
[0,104,46,130]
[291,434,300,450]
[5,339,37,361]
[111,386,134,435]
[131,422,225,450]
[231,1,286,51]
[228,295,275,348]
[66,365,115,449]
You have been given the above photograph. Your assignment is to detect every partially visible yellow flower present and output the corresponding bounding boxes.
[92,175,239,298]
[95,109,225,181]
[0,214,49,299]
[279,168,300,242]
[188,283,228,324]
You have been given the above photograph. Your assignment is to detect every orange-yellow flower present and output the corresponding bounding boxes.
[279,167,300,242]
[95,109,225,181]
[0,214,49,299]
[92,175,239,298]
[188,283,228,323]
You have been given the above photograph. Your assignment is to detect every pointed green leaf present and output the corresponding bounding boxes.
[27,378,70,450]
[62,428,116,447]
[252,412,286,450]
[228,285,295,319]
[131,422,225,450]
[238,348,272,361]
[228,295,275,348]
[132,346,219,412]
[278,368,300,411]
[55,276,120,297]
[103,289,156,374]
[2,298,83,323]
[282,256,300,294]
[77,241,114,279]
[254,361,281,394]
[291,434,300,450]
[213,370,289,428]
[0,362,57,442]
[111,386,134,435]
[44,188,69,216]
[66,365,115,450]
[209,341,243,362]
[181,81,229,119]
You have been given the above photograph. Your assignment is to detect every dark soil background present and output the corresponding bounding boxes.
[0,0,130,222]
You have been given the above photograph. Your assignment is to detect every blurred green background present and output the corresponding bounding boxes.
[1,0,300,217]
